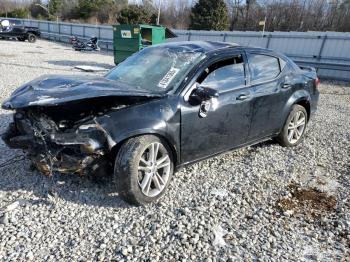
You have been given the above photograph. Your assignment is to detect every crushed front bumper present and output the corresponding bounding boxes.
[2,113,108,175]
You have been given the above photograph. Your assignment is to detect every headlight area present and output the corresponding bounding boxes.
[2,114,109,176]
[50,125,105,154]
[37,124,109,175]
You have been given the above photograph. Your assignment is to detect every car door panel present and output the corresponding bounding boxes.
[180,87,253,163]
[2,27,18,37]
[180,52,253,163]
[246,53,294,141]
[11,27,24,37]
[248,78,285,139]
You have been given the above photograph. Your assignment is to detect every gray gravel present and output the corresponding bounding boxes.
[0,40,349,261]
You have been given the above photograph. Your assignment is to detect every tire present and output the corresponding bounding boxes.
[114,135,174,205]
[18,37,26,42]
[27,33,36,43]
[277,104,308,147]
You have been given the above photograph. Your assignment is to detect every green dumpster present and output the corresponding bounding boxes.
[113,24,177,65]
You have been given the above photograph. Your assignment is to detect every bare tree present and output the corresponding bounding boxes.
[1,0,349,31]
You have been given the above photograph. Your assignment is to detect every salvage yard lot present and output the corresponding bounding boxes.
[0,40,349,261]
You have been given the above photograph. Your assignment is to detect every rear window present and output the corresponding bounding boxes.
[248,54,281,82]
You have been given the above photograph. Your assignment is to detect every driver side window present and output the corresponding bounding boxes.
[198,55,246,91]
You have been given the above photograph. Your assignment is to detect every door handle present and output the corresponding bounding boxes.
[236,93,250,100]
[282,83,292,89]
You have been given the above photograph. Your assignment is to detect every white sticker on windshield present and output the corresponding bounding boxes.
[158,68,180,89]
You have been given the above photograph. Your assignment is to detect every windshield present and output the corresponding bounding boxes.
[10,19,22,26]
[105,45,205,93]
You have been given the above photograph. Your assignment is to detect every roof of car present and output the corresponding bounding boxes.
[157,41,240,53]
[158,41,291,60]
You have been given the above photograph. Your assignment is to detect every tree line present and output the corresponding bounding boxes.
[1,0,349,32]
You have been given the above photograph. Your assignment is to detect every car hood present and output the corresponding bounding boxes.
[2,75,163,110]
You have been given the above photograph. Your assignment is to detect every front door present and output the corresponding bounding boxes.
[180,53,253,163]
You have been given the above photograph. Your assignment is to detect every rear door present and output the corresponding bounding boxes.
[246,51,292,140]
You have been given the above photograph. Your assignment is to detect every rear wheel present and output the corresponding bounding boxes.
[277,105,307,147]
[114,135,174,205]
[27,33,36,43]
[18,37,26,41]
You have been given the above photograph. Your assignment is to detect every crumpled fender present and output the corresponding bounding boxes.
[93,96,181,161]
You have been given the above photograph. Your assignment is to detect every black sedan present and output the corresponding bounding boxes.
[2,41,319,205]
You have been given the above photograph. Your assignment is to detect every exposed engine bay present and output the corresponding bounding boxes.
[2,96,152,175]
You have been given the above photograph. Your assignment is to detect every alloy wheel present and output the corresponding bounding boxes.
[137,142,171,197]
[287,111,306,144]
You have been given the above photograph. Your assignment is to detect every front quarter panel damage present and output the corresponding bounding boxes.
[1,95,181,176]
[94,96,181,163]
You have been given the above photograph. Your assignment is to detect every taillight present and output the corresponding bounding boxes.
[315,77,320,88]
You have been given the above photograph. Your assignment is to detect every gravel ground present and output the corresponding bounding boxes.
[0,40,349,261]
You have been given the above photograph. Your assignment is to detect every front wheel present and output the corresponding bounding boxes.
[277,104,308,147]
[114,135,174,205]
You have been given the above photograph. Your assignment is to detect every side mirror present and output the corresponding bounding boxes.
[190,84,219,104]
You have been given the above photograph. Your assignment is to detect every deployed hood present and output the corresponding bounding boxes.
[2,75,162,110]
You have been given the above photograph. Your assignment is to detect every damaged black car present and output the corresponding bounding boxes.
[2,41,319,205]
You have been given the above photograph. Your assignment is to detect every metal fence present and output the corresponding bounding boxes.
[5,18,350,81]
[172,30,350,81]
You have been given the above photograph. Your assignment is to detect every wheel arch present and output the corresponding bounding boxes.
[294,99,311,121]
[109,131,179,169]
[284,90,311,119]
[278,90,311,133]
